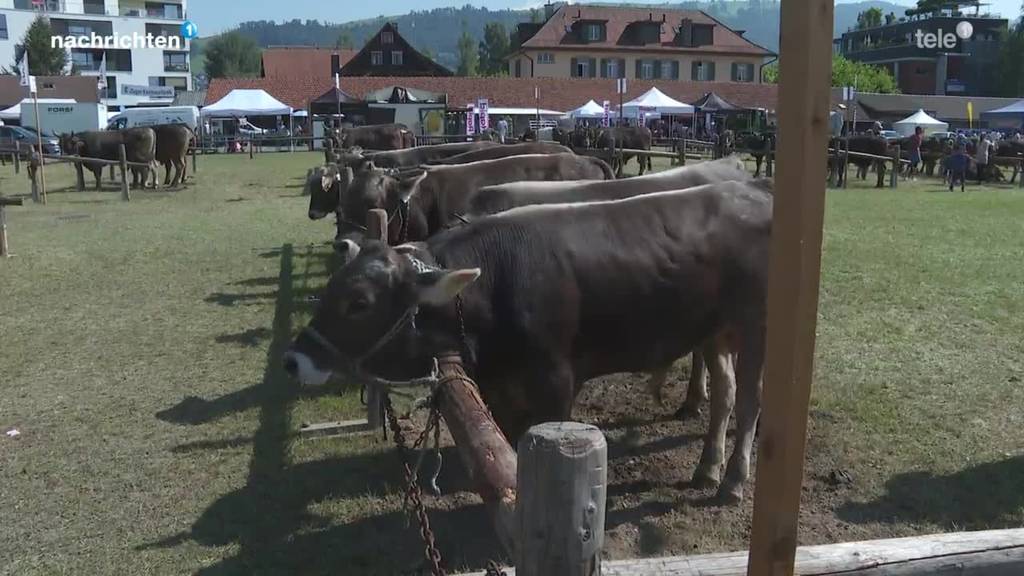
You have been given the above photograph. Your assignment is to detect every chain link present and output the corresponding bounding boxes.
[484,560,508,576]
[384,393,446,576]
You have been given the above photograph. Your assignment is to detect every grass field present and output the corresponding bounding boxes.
[1,151,1022,575]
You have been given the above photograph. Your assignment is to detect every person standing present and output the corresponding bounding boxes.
[975,132,992,184]
[946,144,970,192]
[908,126,924,180]
[497,117,509,144]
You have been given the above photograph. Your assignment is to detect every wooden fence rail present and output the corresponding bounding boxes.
[0,196,24,258]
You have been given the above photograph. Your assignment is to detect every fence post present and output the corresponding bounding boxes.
[119,144,131,201]
[13,141,20,175]
[516,422,607,576]
[249,136,254,160]
[29,154,40,203]
[1019,159,1023,189]
[363,208,388,430]
[0,203,9,258]
[890,146,899,189]
[680,136,687,166]
[109,164,116,182]
[191,145,197,175]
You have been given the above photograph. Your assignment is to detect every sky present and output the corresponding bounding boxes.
[188,0,1023,36]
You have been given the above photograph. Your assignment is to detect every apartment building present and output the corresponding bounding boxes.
[508,3,773,83]
[0,0,191,110]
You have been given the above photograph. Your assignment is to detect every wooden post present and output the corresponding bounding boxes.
[249,136,254,159]
[30,95,46,205]
[13,141,20,175]
[765,137,774,178]
[29,154,40,203]
[0,197,23,258]
[436,353,518,556]
[1019,159,1023,189]
[516,422,606,576]
[363,208,389,430]
[191,145,197,174]
[680,136,687,166]
[890,146,899,189]
[118,144,130,202]
[842,149,849,189]
[109,164,116,182]
[746,1,833,576]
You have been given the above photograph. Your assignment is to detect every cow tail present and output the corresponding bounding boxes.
[593,157,616,180]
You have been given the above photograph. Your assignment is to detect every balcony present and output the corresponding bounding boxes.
[164,62,189,72]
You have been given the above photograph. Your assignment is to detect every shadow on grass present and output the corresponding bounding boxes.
[145,243,505,574]
[214,327,273,347]
[838,455,1024,530]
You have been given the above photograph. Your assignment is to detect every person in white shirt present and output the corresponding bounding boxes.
[497,117,509,144]
[975,132,992,184]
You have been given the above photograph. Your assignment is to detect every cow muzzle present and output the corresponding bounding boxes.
[308,209,328,220]
[282,350,332,386]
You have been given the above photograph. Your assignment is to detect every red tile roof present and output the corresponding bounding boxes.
[207,76,778,114]
[260,47,356,79]
[0,75,100,108]
[522,4,773,56]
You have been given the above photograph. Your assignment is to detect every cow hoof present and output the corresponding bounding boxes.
[691,468,720,490]
[716,483,744,504]
[673,403,702,421]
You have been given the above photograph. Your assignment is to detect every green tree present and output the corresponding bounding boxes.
[9,16,68,76]
[762,55,899,94]
[856,7,883,29]
[335,32,354,49]
[477,22,509,76]
[456,23,478,76]
[204,31,261,78]
[995,2,1024,97]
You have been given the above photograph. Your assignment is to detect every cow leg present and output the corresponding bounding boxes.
[163,161,173,186]
[675,349,708,420]
[692,339,736,489]
[179,154,188,184]
[92,167,103,190]
[753,156,762,178]
[646,365,670,406]
[876,160,886,188]
[173,160,185,187]
[718,324,766,503]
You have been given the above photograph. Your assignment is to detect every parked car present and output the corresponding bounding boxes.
[931,131,957,141]
[880,130,900,141]
[0,125,61,155]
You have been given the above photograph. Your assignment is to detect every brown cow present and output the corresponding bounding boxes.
[429,142,572,165]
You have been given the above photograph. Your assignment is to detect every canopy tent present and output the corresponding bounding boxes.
[621,88,695,117]
[892,109,948,136]
[565,100,606,119]
[201,89,292,118]
[487,107,564,117]
[0,98,75,121]
[292,110,308,118]
[691,92,742,113]
[365,85,445,104]
[980,99,1024,125]
[309,86,364,118]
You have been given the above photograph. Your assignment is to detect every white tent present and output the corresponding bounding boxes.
[486,107,564,117]
[565,100,606,119]
[201,89,292,118]
[621,88,695,117]
[0,98,76,121]
[893,109,948,136]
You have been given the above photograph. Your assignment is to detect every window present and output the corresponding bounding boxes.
[514,59,521,77]
[69,24,90,36]
[71,50,95,70]
[732,62,754,82]
[0,15,7,40]
[537,52,554,64]
[163,51,188,72]
[84,0,105,15]
[693,61,713,81]
[585,24,602,41]
[606,59,618,78]
[391,50,403,66]
[576,59,589,77]
[103,76,117,100]
[381,31,394,44]
[149,76,188,92]
[640,60,655,80]
[371,51,384,66]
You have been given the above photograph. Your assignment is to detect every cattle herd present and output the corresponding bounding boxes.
[57,124,194,189]
[285,121,774,504]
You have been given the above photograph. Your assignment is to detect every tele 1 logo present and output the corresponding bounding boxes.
[915,21,973,49]
[181,20,199,40]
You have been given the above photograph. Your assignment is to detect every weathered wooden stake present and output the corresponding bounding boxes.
[191,145,197,174]
[13,141,20,174]
[364,208,389,430]
[109,164,116,182]
[764,137,774,178]
[249,136,254,159]
[29,157,40,203]
[436,354,518,556]
[118,144,131,201]
[517,422,606,576]
[0,197,22,258]
[680,137,687,166]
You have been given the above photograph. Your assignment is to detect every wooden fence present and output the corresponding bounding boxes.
[0,195,24,257]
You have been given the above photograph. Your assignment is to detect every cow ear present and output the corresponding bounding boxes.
[397,171,428,204]
[333,239,361,265]
[321,166,338,192]
[416,268,481,305]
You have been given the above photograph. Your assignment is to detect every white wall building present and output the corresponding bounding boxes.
[0,0,190,110]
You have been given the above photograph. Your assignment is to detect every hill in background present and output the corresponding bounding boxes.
[196,1,906,74]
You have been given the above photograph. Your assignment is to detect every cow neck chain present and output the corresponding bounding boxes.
[406,254,472,369]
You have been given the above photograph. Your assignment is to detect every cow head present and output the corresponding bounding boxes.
[335,167,428,244]
[283,240,480,385]
[307,164,353,220]
[58,132,82,156]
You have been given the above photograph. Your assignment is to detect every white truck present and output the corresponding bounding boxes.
[21,102,107,135]
[106,106,200,131]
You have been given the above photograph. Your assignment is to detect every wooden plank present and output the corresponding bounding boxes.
[364,208,388,430]
[516,422,606,576]
[297,419,372,438]
[0,205,10,258]
[746,1,833,575]
[457,529,1024,576]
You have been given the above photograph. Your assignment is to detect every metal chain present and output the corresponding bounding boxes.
[384,393,446,576]
[484,560,508,576]
[454,295,470,368]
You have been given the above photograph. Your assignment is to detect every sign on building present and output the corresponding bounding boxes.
[602,100,611,127]
[121,84,176,99]
[466,105,477,136]
[477,98,490,131]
